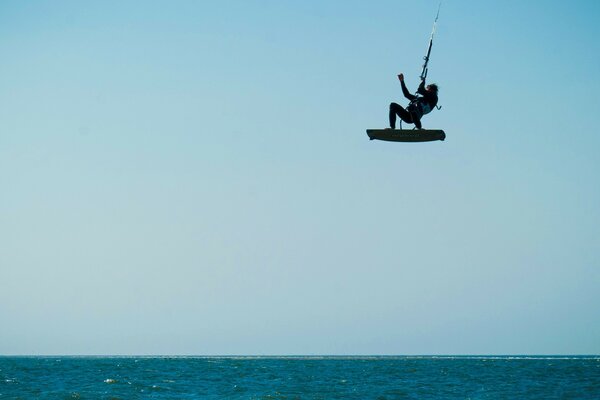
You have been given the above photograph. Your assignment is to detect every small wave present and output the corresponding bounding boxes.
[411,356,600,361]
[166,355,600,361]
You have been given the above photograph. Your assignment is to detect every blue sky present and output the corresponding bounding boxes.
[1,0,599,355]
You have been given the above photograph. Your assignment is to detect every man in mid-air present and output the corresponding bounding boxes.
[389,73,439,130]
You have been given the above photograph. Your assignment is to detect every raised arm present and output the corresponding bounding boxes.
[398,74,416,101]
[417,79,438,108]
[416,79,427,95]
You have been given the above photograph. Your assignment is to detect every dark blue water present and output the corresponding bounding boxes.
[1,356,599,399]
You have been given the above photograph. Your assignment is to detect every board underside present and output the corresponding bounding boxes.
[366,129,446,142]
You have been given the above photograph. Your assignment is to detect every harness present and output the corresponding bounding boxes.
[408,98,433,121]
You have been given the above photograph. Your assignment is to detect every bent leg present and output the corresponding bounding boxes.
[389,102,413,129]
[413,116,422,129]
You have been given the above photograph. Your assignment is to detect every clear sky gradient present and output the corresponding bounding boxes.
[1,0,599,355]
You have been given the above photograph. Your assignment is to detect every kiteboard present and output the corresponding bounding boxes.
[366,129,445,142]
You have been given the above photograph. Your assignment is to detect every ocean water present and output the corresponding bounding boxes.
[1,356,599,399]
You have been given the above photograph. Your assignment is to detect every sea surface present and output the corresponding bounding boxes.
[1,356,599,399]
